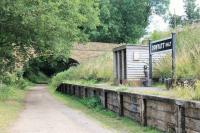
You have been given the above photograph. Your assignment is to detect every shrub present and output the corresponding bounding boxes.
[0,84,13,101]
[0,72,16,85]
[50,54,113,88]
[16,79,29,90]
[25,71,49,84]
[81,97,103,111]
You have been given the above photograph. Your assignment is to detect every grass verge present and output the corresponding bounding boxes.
[49,88,161,133]
[0,85,31,133]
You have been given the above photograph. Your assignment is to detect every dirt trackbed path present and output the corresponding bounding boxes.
[9,85,115,133]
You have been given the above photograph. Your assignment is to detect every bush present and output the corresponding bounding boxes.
[0,84,14,101]
[0,72,17,85]
[16,79,29,90]
[25,71,49,84]
[50,54,113,89]
[80,97,104,111]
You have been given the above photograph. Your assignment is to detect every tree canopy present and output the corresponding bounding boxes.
[0,0,99,75]
[89,0,170,43]
[184,0,200,21]
[0,0,170,77]
[168,0,200,28]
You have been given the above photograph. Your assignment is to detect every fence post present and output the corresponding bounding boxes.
[61,84,64,93]
[73,85,76,95]
[117,92,124,116]
[103,90,107,109]
[64,84,67,94]
[177,102,185,133]
[78,86,81,98]
[140,96,147,126]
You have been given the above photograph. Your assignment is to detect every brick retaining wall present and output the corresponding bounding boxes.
[57,83,200,133]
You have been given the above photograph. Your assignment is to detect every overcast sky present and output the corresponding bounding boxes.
[148,0,200,32]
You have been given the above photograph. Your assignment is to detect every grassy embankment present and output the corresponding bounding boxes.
[0,78,31,132]
[48,87,160,133]
[50,24,200,101]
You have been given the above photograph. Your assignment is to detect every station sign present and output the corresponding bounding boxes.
[151,38,172,53]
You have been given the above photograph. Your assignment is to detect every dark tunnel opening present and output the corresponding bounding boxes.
[23,55,79,83]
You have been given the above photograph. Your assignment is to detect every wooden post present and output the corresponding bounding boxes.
[82,87,85,98]
[117,92,123,116]
[172,33,176,85]
[177,104,185,133]
[113,51,117,82]
[117,51,120,83]
[103,90,107,109]
[148,40,152,86]
[73,85,76,95]
[121,50,125,82]
[140,97,147,126]
[79,86,81,98]
[67,84,70,94]
[64,84,67,94]
[85,88,88,97]
[61,84,64,93]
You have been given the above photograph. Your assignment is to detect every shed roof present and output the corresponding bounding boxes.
[113,45,148,52]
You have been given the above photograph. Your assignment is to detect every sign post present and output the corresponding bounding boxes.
[148,40,152,85]
[149,33,176,87]
[172,33,176,85]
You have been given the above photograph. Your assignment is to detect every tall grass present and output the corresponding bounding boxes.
[171,80,200,100]
[153,25,200,79]
[50,54,113,88]
[0,72,30,101]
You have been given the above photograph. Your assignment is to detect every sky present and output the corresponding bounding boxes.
[148,0,200,32]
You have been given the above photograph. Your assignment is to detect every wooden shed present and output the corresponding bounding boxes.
[113,45,169,84]
[113,45,149,84]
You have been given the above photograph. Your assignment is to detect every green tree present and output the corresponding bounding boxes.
[89,0,170,43]
[184,0,200,21]
[90,0,150,43]
[149,0,170,16]
[0,0,99,76]
[168,14,185,28]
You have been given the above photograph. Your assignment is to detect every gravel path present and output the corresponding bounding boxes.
[9,85,115,133]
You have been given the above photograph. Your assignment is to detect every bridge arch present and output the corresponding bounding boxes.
[23,55,79,81]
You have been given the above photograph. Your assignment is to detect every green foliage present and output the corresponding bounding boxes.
[193,81,200,100]
[149,0,170,16]
[89,0,170,43]
[90,0,150,43]
[0,87,26,132]
[0,70,30,101]
[0,0,99,74]
[171,81,200,100]
[50,54,113,88]
[25,71,49,84]
[168,14,185,29]
[81,97,102,110]
[150,31,170,41]
[168,0,200,28]
[0,85,13,101]
[0,79,29,101]
[23,55,79,83]
[184,0,200,21]
[151,25,200,79]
